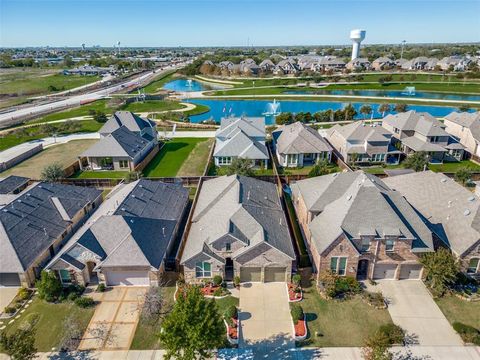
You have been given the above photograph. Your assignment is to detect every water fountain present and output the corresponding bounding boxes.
[262,99,281,116]
[402,86,416,96]
[186,79,193,89]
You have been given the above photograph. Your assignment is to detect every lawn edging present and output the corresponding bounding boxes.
[292,316,307,341]
[224,318,239,345]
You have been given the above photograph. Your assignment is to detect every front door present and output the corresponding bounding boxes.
[357,259,369,280]
[225,258,234,281]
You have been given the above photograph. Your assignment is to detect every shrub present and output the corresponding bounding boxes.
[213,275,223,286]
[17,288,30,301]
[74,297,95,308]
[292,274,301,286]
[224,305,238,319]
[290,304,304,324]
[4,306,16,315]
[36,270,62,302]
[67,292,79,302]
[66,284,85,296]
[233,276,241,287]
[364,291,385,308]
[378,323,405,345]
[336,276,362,295]
[453,322,480,344]
[96,284,106,292]
[213,288,223,297]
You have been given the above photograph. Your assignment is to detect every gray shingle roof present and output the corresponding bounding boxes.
[0,176,29,194]
[99,111,156,135]
[181,175,295,264]
[0,183,101,272]
[383,111,448,137]
[274,122,332,155]
[445,112,480,142]
[214,130,269,159]
[217,117,265,139]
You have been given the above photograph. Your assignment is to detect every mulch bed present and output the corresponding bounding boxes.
[288,283,303,302]
[294,316,306,337]
[201,285,221,296]
[227,317,239,340]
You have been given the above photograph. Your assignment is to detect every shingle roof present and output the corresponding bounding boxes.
[291,171,434,255]
[0,183,101,272]
[274,122,332,155]
[0,176,29,194]
[214,130,269,159]
[216,117,265,139]
[384,171,480,256]
[330,121,391,143]
[383,111,449,137]
[99,111,156,135]
[181,175,295,264]
[445,112,480,142]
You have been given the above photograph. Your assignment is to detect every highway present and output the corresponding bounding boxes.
[0,63,186,129]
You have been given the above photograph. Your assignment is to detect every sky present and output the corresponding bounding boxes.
[1,0,479,47]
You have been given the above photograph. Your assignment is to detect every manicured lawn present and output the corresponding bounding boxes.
[177,138,214,176]
[29,99,113,124]
[278,164,340,176]
[214,295,239,316]
[143,138,211,177]
[363,160,480,175]
[2,140,98,179]
[297,282,393,347]
[0,296,95,352]
[120,100,186,113]
[142,71,177,94]
[435,295,480,330]
[184,103,210,116]
[71,170,129,179]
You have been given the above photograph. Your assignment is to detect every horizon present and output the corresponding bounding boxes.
[1,0,479,48]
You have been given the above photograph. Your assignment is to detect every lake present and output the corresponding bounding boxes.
[163,79,224,92]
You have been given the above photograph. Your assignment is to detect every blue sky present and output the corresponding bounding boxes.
[1,0,479,47]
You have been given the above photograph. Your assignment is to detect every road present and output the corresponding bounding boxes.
[0,63,187,129]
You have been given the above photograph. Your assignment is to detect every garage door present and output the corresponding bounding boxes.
[264,267,286,282]
[0,273,21,287]
[104,271,149,286]
[240,267,262,282]
[399,264,423,280]
[373,264,397,280]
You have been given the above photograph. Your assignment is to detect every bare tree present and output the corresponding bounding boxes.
[60,314,83,351]
[140,285,170,323]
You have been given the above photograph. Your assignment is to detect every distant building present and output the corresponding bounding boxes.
[346,58,371,71]
[371,57,396,71]
[63,65,114,76]
[444,111,480,156]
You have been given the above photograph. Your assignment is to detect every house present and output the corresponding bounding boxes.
[371,57,396,71]
[46,180,189,286]
[213,117,269,169]
[0,182,102,287]
[384,171,480,277]
[444,112,480,157]
[259,59,276,72]
[382,111,464,163]
[218,61,235,72]
[240,59,260,75]
[274,60,298,75]
[180,175,295,283]
[290,171,434,282]
[401,57,438,70]
[272,122,332,167]
[326,121,400,165]
[346,58,371,71]
[437,56,472,71]
[80,111,159,172]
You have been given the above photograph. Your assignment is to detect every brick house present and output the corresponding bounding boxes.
[290,171,434,283]
[180,175,295,283]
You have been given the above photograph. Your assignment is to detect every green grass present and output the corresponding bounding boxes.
[28,100,113,124]
[278,164,340,176]
[435,295,480,330]
[214,296,239,317]
[120,100,186,113]
[296,282,393,347]
[71,170,129,179]
[363,160,480,175]
[184,103,210,116]
[0,296,95,352]
[0,72,100,96]
[142,71,177,94]
[177,138,214,176]
[143,138,210,177]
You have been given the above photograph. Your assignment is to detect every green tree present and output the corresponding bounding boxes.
[420,248,459,297]
[455,167,472,186]
[41,163,65,182]
[360,105,373,119]
[36,270,62,302]
[403,151,429,172]
[225,158,254,177]
[275,112,293,125]
[308,159,332,178]
[394,103,408,113]
[159,286,224,360]
[361,330,393,360]
[378,103,391,117]
[343,103,357,120]
[90,110,108,123]
[458,104,471,112]
[0,328,37,360]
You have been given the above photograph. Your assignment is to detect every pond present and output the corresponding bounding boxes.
[282,89,480,102]
[163,79,224,92]
[188,99,465,125]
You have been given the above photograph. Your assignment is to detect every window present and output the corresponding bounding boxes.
[467,258,479,274]
[59,269,71,284]
[225,242,231,251]
[361,238,370,252]
[195,262,212,278]
[119,160,129,169]
[330,257,347,276]
[385,239,395,252]
[218,157,232,165]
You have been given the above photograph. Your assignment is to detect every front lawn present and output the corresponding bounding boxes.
[296,281,393,347]
[0,296,95,352]
[71,170,129,179]
[143,138,211,177]
[435,295,480,330]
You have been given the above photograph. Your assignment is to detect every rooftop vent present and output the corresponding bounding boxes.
[441,178,447,183]
[468,196,475,202]
[464,209,471,216]
[347,195,352,201]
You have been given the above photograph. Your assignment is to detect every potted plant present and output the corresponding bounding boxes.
[233,276,241,289]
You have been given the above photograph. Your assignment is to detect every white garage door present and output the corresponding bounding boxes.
[373,264,397,280]
[399,264,423,280]
[104,271,149,286]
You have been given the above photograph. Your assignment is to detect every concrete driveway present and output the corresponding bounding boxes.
[375,280,463,346]
[79,287,147,350]
[0,287,19,313]
[239,282,294,355]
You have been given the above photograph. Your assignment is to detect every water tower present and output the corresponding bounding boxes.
[350,29,366,60]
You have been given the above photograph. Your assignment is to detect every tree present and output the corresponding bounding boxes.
[378,103,391,117]
[343,103,357,120]
[308,160,331,178]
[225,158,254,177]
[361,330,393,360]
[394,103,408,113]
[420,248,459,297]
[159,286,224,360]
[41,163,65,182]
[92,110,108,123]
[275,112,293,125]
[141,286,168,323]
[36,270,62,302]
[359,105,373,119]
[458,104,471,112]
[0,327,37,360]
[59,314,83,351]
[455,167,472,186]
[403,151,428,172]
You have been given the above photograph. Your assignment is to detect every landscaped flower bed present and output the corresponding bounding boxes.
[0,288,34,319]
[174,280,230,301]
[290,304,307,341]
[287,283,303,302]
[224,305,239,345]
[363,291,387,309]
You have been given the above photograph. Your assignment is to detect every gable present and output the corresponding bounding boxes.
[235,242,293,266]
